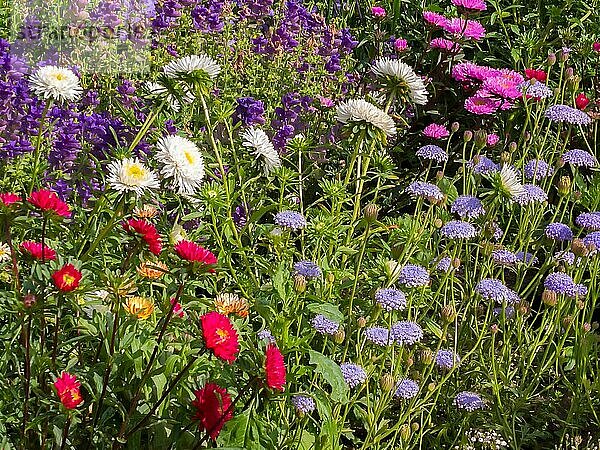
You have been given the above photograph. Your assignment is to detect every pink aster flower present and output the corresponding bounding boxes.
[443,18,486,40]
[482,76,522,100]
[452,0,487,11]
[487,133,500,146]
[394,38,408,52]
[319,96,334,107]
[371,6,386,17]
[452,62,500,82]
[430,38,461,53]
[464,95,501,115]
[423,11,449,27]
[423,123,450,139]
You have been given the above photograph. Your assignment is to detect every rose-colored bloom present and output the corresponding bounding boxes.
[487,133,500,146]
[593,42,600,52]
[430,38,461,53]
[192,383,233,440]
[452,0,487,11]
[51,264,82,292]
[170,297,185,318]
[443,18,486,40]
[394,38,408,52]
[482,76,522,100]
[54,372,83,409]
[265,344,286,391]
[452,62,500,82]
[123,219,162,255]
[174,240,217,268]
[575,93,590,110]
[0,193,21,207]
[464,95,501,115]
[319,96,334,107]
[28,189,71,218]
[423,11,449,27]
[371,6,386,17]
[20,241,57,261]
[201,311,239,363]
[525,68,547,82]
[423,123,450,139]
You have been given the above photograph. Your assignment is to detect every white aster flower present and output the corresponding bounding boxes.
[498,164,525,199]
[335,99,397,138]
[371,57,429,105]
[144,81,195,112]
[0,242,11,263]
[242,127,281,175]
[107,157,160,196]
[163,54,221,79]
[29,65,82,103]
[156,135,205,194]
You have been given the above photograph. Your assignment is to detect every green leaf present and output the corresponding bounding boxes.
[273,263,287,301]
[308,350,349,404]
[307,303,344,323]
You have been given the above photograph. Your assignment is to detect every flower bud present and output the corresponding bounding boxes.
[406,357,414,367]
[566,67,574,78]
[547,52,556,65]
[420,349,434,365]
[435,170,444,180]
[451,258,461,269]
[327,272,335,284]
[400,425,411,441]
[490,324,499,334]
[572,238,589,257]
[434,218,443,228]
[363,203,379,223]
[562,316,573,329]
[411,422,420,432]
[481,241,495,256]
[427,382,436,392]
[500,151,511,163]
[517,301,530,316]
[380,373,395,392]
[23,293,36,308]
[474,130,487,148]
[576,300,585,310]
[523,131,531,142]
[294,274,306,293]
[451,122,460,133]
[463,130,473,142]
[509,141,518,153]
[583,322,591,332]
[333,327,345,344]
[574,191,582,201]
[357,317,367,328]
[542,289,557,307]
[592,322,599,330]
[559,48,570,62]
[441,305,457,323]
[557,176,571,197]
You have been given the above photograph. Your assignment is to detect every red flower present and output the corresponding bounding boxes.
[265,344,286,391]
[200,311,239,363]
[123,219,162,255]
[525,68,547,82]
[28,189,71,218]
[170,297,185,318]
[0,192,21,208]
[593,42,600,52]
[191,383,233,440]
[575,93,590,110]
[51,264,82,292]
[20,241,57,261]
[174,240,217,269]
[54,372,83,409]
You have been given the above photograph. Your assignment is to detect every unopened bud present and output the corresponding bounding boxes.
[23,293,36,308]
[481,241,495,256]
[452,258,461,269]
[592,322,599,330]
[427,382,436,392]
[411,422,420,432]
[451,122,460,133]
[547,52,556,65]
[490,324,499,334]
[364,203,379,223]
[435,170,444,180]
[420,349,434,365]
[327,272,335,283]
[576,300,585,310]
[294,274,306,293]
[557,176,571,197]
[333,327,345,344]
[572,238,589,257]
[406,357,414,367]
[566,67,574,78]
[474,130,487,148]
[434,218,443,228]
[380,373,395,392]
[542,289,558,307]
[517,301,530,316]
[509,141,518,153]
[357,317,367,328]
[463,130,473,142]
[500,151,511,164]
[400,424,411,441]
[441,305,457,323]
[583,323,591,332]
[523,131,531,142]
[574,191,582,201]
[559,49,570,62]
[562,315,573,329]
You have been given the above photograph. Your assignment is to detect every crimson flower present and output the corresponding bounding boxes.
[174,240,217,270]
[170,297,185,318]
[265,344,286,391]
[524,68,547,82]
[191,383,233,440]
[575,93,590,111]
[200,311,239,363]
[51,264,82,292]
[0,192,21,208]
[54,372,83,409]
[593,42,600,52]
[123,219,162,255]
[28,189,71,218]
[20,241,57,261]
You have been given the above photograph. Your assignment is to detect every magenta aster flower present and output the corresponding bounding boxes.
[371,6,386,17]
[487,133,500,146]
[423,11,449,27]
[430,38,461,53]
[443,18,486,40]
[452,0,487,11]
[464,95,501,115]
[422,123,450,139]
[482,76,523,100]
[452,62,500,82]
[394,38,408,52]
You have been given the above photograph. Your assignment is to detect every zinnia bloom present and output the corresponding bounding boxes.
[174,240,218,268]
[265,344,286,391]
[51,264,82,292]
[156,135,205,194]
[28,189,71,218]
[201,311,239,363]
[29,66,82,103]
[20,241,57,261]
[0,192,21,207]
[123,219,162,255]
[125,296,155,319]
[192,383,233,440]
[54,372,83,409]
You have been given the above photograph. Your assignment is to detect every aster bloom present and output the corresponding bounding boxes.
[134,204,160,220]
[192,383,233,441]
[156,135,205,194]
[265,344,286,391]
[145,81,195,112]
[494,164,525,199]
[430,38,461,53]
[107,157,160,196]
[575,93,590,110]
[339,363,367,388]
[274,211,307,230]
[394,379,419,399]
[53,372,83,409]
[241,127,281,175]
[163,54,221,79]
[455,391,485,411]
[0,192,21,208]
[375,287,407,311]
[525,69,547,82]
[174,240,218,268]
[371,6,386,17]
[451,195,485,219]
[416,144,448,163]
[492,249,517,265]
[545,105,592,126]
[394,38,408,52]
[422,123,450,139]
[561,149,597,168]
[398,264,430,287]
[483,75,523,100]
[545,223,573,241]
[443,18,486,40]
[200,311,239,363]
[312,315,340,335]
[514,184,548,206]
[435,349,460,370]
[28,189,71,218]
[137,261,169,279]
[29,66,82,103]
[125,296,155,319]
[469,155,499,175]
[453,62,500,82]
[214,293,249,318]
[524,159,554,181]
[51,264,82,292]
[519,80,553,99]
[0,243,10,263]
[294,261,322,279]
[20,241,57,261]
[391,321,423,345]
[406,181,444,202]
[291,395,316,414]
[475,278,520,304]
[452,0,487,11]
[335,99,397,138]
[464,95,501,115]
[123,219,162,255]
[371,58,428,105]
[423,11,449,27]
[365,327,393,346]
[544,272,587,298]
[440,221,477,240]
[576,212,600,230]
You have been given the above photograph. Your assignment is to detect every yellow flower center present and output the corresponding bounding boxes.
[184,150,195,165]
[216,328,229,343]
[54,73,66,81]
[126,164,146,180]
[62,274,76,286]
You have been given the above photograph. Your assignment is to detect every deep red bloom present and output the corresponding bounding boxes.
[525,68,547,82]
[54,372,83,409]
[51,264,82,292]
[122,219,162,255]
[20,241,57,261]
[0,193,21,207]
[191,383,233,440]
[593,42,600,52]
[575,93,590,110]
[174,240,217,268]
[200,311,239,363]
[265,344,286,391]
[28,189,71,218]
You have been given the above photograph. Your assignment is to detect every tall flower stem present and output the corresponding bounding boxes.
[21,313,32,445]
[51,294,64,367]
[59,415,72,450]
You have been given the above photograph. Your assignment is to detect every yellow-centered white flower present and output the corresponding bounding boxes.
[156,135,205,194]
[107,157,159,196]
[29,66,82,103]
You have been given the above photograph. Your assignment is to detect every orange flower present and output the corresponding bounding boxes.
[214,293,249,318]
[54,372,83,409]
[137,261,168,279]
[133,204,159,219]
[51,264,82,292]
[125,296,155,319]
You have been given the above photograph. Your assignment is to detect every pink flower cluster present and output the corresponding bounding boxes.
[423,12,486,41]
